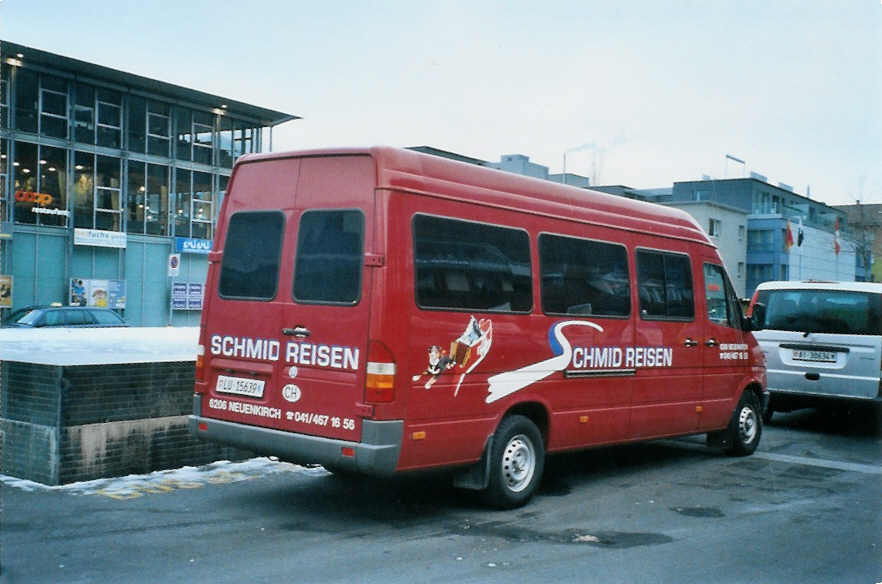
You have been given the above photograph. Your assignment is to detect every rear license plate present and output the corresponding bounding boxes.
[216,375,265,398]
[792,350,837,363]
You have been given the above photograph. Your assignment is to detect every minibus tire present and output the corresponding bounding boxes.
[481,415,545,509]
[725,392,762,457]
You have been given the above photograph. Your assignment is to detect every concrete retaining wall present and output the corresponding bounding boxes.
[1,360,252,485]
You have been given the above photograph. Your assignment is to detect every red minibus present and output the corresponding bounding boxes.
[190,146,766,508]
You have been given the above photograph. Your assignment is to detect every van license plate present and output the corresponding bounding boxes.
[216,375,265,398]
[792,350,837,363]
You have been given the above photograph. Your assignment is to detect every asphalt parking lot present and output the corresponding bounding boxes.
[2,406,880,584]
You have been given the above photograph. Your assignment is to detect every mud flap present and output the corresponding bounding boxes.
[452,435,494,490]
[706,429,730,449]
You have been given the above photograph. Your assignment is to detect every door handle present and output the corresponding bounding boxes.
[683,338,699,347]
[282,326,311,338]
[705,338,718,347]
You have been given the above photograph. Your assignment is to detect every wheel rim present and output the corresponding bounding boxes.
[502,433,536,493]
[738,405,758,444]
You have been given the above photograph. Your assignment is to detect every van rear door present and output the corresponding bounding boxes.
[204,154,376,442]
[756,288,882,400]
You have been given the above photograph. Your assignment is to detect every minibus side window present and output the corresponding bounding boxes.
[539,234,630,317]
[218,211,285,300]
[413,214,532,312]
[293,210,364,304]
[637,250,694,319]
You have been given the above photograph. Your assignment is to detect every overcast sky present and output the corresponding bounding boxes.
[2,1,879,205]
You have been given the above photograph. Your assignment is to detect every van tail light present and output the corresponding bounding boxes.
[195,344,206,385]
[365,340,395,403]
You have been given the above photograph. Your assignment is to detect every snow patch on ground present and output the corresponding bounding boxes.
[0,457,330,496]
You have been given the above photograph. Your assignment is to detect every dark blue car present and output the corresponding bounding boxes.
[3,306,129,328]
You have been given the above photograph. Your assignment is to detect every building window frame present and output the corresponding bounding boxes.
[74,83,95,144]
[13,68,38,133]
[708,218,722,238]
[96,89,122,148]
[39,76,69,139]
[0,68,8,129]
[95,155,122,231]
[74,151,123,232]
[191,170,213,239]
[192,111,214,166]
[127,160,169,236]
[147,100,171,157]
[13,141,69,227]
[0,139,7,223]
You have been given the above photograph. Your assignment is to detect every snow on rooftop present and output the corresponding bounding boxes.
[0,326,199,366]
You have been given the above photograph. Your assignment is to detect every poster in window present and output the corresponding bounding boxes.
[171,282,204,310]
[70,278,126,309]
[108,280,126,309]
[172,282,188,310]
[0,275,12,308]
[89,279,110,307]
[70,278,86,305]
[187,283,203,310]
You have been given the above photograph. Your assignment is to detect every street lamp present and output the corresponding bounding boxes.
[563,142,597,186]
[725,153,746,178]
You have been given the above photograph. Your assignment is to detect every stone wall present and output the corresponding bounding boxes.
[1,360,252,485]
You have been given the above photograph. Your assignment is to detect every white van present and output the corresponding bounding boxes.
[749,281,882,419]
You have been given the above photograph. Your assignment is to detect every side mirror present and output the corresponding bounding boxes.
[745,303,765,332]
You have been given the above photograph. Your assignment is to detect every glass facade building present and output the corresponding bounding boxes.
[0,41,297,325]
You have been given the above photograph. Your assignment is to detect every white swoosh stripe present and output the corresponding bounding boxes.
[485,320,603,403]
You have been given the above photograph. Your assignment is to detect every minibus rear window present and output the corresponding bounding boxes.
[413,215,532,312]
[756,289,882,335]
[293,210,364,304]
[539,234,630,317]
[218,211,284,300]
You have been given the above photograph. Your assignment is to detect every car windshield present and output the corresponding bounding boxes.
[756,289,882,335]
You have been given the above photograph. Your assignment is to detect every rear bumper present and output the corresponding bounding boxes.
[767,387,882,403]
[766,367,880,401]
[189,395,403,476]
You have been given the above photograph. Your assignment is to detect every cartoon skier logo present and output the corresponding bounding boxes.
[413,316,493,393]
[414,345,456,390]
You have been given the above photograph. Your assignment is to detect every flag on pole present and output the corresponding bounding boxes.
[785,219,794,251]
[797,217,804,246]
[833,217,841,255]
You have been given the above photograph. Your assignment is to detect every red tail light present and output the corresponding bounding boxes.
[195,344,205,385]
[365,340,395,403]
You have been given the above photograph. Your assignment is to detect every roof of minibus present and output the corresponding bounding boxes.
[237,146,712,245]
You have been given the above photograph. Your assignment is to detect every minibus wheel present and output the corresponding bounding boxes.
[481,415,545,509]
[725,392,762,456]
